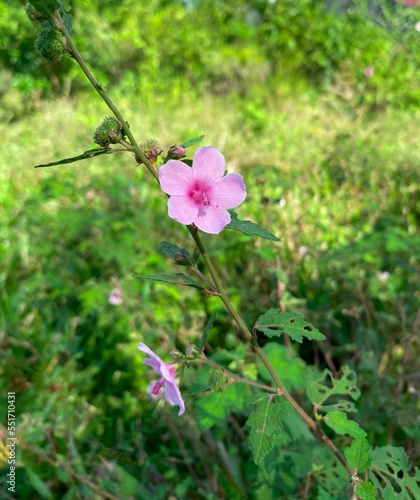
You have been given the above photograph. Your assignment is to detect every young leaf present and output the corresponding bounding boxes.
[179,135,205,148]
[254,309,325,342]
[198,312,216,351]
[34,147,114,168]
[134,273,205,290]
[323,411,366,438]
[344,437,372,473]
[369,446,420,499]
[158,241,194,265]
[355,482,376,500]
[246,395,290,465]
[226,211,280,241]
[305,366,361,413]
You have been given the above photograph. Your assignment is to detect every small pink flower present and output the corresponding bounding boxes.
[138,342,185,415]
[108,287,123,305]
[159,146,247,234]
[364,67,374,78]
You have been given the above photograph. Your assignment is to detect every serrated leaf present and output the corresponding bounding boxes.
[246,395,290,465]
[324,411,366,438]
[198,312,216,351]
[369,446,420,499]
[355,481,376,500]
[158,241,193,265]
[226,211,280,241]
[305,366,361,413]
[26,467,53,499]
[179,135,205,148]
[34,147,114,168]
[134,273,205,290]
[255,309,325,342]
[344,437,372,473]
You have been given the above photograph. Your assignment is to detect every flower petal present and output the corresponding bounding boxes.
[210,173,247,209]
[159,160,193,195]
[138,343,172,380]
[195,203,231,234]
[164,380,185,416]
[167,195,199,225]
[192,147,225,186]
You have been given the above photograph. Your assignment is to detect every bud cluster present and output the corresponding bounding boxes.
[93,117,124,147]
[34,21,66,62]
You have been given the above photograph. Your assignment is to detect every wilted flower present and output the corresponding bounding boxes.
[159,146,246,234]
[138,343,185,415]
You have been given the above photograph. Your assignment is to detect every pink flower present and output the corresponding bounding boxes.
[364,67,374,78]
[108,287,123,305]
[159,146,247,234]
[138,342,185,415]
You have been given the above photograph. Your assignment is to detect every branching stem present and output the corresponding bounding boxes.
[53,14,353,478]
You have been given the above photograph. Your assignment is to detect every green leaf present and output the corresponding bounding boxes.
[195,384,248,430]
[198,312,216,351]
[134,273,205,290]
[26,467,53,499]
[226,211,280,241]
[179,135,205,148]
[246,395,290,465]
[257,342,306,391]
[34,147,114,168]
[344,437,372,473]
[305,366,361,413]
[355,481,376,500]
[254,309,325,342]
[369,446,420,500]
[323,411,366,438]
[158,241,193,266]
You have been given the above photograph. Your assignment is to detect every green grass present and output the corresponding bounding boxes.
[1,89,419,498]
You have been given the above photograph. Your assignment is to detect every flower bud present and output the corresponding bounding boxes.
[34,22,66,62]
[137,139,163,167]
[93,117,123,147]
[185,344,199,359]
[25,2,46,21]
[169,349,183,360]
[168,145,186,160]
[174,251,192,266]
[208,369,229,393]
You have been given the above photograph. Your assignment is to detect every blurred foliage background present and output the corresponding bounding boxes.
[1,0,419,498]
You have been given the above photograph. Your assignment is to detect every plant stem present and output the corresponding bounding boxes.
[54,18,353,478]
[54,13,158,182]
[200,353,278,393]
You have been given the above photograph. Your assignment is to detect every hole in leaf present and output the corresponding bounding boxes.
[289,318,296,324]
[303,326,313,332]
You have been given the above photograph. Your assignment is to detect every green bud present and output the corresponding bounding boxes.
[34,22,66,62]
[93,117,124,147]
[208,368,229,393]
[25,3,46,21]
[185,344,199,359]
[169,349,183,360]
